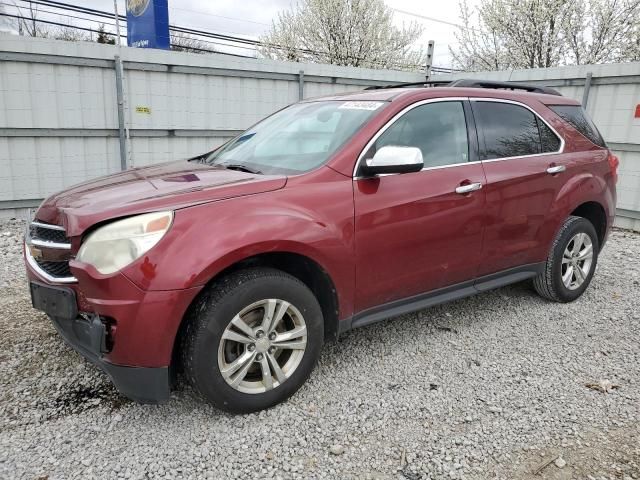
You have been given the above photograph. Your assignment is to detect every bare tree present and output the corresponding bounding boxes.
[259,0,425,70]
[451,0,640,70]
[170,31,212,53]
[54,24,91,42]
[13,0,49,37]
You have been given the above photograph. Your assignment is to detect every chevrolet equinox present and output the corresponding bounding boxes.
[24,80,618,412]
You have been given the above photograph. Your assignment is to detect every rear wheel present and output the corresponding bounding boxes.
[181,267,323,413]
[533,215,599,302]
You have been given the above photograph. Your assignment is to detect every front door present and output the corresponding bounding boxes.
[353,99,487,313]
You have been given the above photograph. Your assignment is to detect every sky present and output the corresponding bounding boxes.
[2,0,481,68]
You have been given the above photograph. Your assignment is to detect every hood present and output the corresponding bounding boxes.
[36,160,287,236]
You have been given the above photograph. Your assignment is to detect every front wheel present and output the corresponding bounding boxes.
[533,215,599,303]
[181,267,324,413]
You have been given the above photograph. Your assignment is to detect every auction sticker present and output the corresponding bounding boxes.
[339,101,384,111]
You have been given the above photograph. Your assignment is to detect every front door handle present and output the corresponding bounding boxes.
[455,182,483,194]
[546,165,566,174]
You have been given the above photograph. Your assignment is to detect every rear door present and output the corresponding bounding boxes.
[471,99,569,276]
[353,99,487,312]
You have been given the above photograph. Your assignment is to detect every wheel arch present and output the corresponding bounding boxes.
[544,166,613,257]
[210,251,341,341]
[172,249,342,373]
[570,201,607,247]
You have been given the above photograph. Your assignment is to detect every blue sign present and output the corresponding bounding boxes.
[126,0,170,49]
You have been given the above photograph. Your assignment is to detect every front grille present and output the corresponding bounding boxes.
[27,220,75,282]
[30,223,70,244]
[34,260,73,278]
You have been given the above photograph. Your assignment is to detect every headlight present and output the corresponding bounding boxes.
[76,211,173,275]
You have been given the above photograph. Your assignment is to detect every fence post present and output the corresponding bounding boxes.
[114,55,127,171]
[425,40,435,80]
[582,72,593,108]
[298,70,305,100]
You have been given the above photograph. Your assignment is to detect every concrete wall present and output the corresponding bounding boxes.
[0,35,424,210]
[434,63,640,231]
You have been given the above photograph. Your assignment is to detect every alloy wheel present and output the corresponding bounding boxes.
[217,299,307,394]
[561,232,594,290]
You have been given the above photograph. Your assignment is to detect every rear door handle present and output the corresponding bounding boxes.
[455,182,483,194]
[546,165,566,174]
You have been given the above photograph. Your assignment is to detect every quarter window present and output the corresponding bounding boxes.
[537,118,561,152]
[549,105,606,147]
[367,101,469,168]
[474,102,542,160]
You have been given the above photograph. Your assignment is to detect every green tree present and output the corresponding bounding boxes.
[96,23,115,45]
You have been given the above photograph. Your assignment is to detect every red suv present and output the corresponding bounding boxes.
[24,80,618,412]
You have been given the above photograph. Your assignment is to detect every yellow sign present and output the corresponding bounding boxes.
[135,106,151,114]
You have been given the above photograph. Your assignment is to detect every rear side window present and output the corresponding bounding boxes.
[474,102,542,159]
[549,105,606,147]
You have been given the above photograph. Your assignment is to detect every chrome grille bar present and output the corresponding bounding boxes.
[25,246,77,283]
[25,219,77,283]
[31,221,66,231]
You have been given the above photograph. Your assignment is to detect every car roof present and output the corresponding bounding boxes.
[306,86,581,106]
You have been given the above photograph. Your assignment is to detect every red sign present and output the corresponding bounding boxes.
[635,104,640,118]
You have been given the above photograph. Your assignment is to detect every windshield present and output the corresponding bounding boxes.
[203,100,386,175]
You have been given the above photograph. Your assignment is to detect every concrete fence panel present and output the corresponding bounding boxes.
[0,35,423,211]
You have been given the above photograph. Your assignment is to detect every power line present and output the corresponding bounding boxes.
[2,1,116,29]
[0,13,258,58]
[5,1,262,53]
[392,8,463,28]
[13,0,265,47]
[1,12,124,37]
[8,0,426,69]
[392,7,483,34]
[2,2,459,72]
[168,5,270,27]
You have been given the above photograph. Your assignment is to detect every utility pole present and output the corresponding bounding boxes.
[425,40,435,80]
[113,0,122,46]
[113,0,132,169]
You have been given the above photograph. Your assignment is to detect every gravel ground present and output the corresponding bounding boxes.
[0,217,638,480]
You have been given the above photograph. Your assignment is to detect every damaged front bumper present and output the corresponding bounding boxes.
[30,280,171,403]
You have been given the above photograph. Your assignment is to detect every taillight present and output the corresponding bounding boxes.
[607,151,619,183]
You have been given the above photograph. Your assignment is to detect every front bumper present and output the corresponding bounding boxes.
[25,250,203,403]
[49,311,170,404]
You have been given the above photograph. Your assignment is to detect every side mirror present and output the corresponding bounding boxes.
[360,146,424,176]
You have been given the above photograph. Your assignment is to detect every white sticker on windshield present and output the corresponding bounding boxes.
[338,101,384,111]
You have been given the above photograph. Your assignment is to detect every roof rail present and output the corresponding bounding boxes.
[365,80,451,90]
[365,78,562,96]
[447,79,562,96]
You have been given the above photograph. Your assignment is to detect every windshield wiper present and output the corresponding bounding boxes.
[188,153,208,163]
[221,163,263,175]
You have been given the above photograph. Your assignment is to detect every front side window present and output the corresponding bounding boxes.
[204,100,385,175]
[474,102,542,159]
[366,101,469,168]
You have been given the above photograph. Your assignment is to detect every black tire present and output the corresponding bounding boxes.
[181,267,324,413]
[533,215,599,303]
